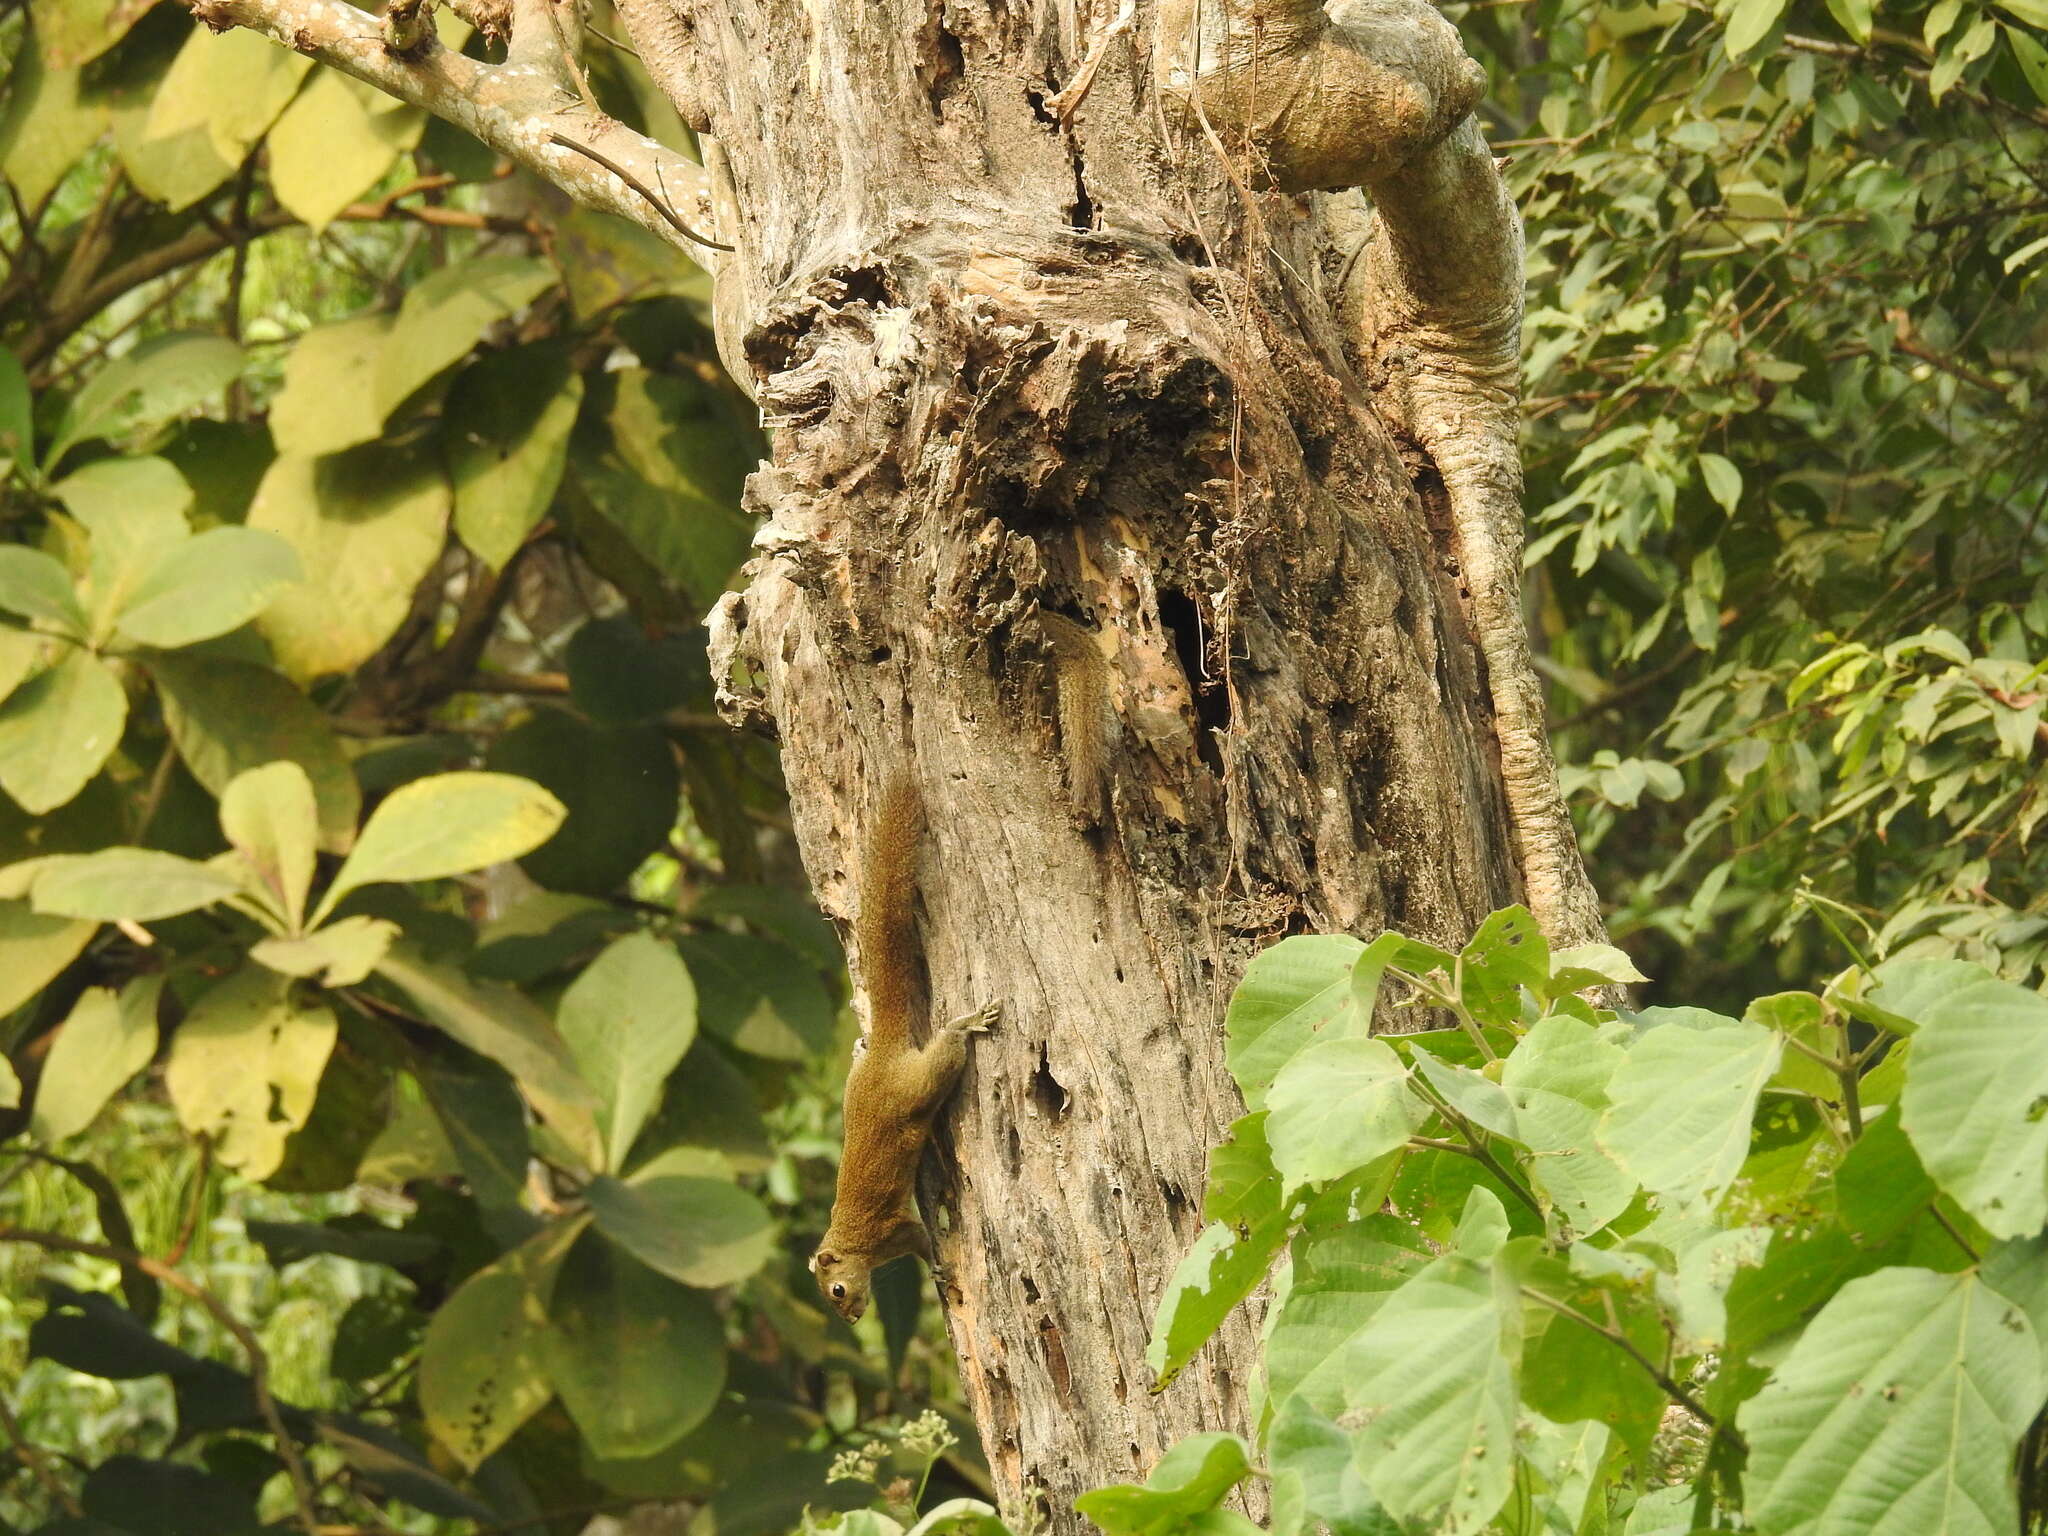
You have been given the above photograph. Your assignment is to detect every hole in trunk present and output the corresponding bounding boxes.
[1159,587,1229,778]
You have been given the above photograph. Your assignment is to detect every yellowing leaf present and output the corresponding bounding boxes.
[267,68,424,232]
[164,966,338,1178]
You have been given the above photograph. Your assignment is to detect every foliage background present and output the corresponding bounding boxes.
[0,0,2041,1526]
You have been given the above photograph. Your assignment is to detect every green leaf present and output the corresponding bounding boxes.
[1267,1037,1423,1192]
[1518,1257,1671,1454]
[114,527,301,649]
[484,711,679,894]
[1348,1250,1520,1535]
[1895,967,2048,1238]
[143,24,309,170]
[378,255,557,416]
[585,1147,775,1287]
[55,456,193,632]
[420,1218,581,1469]
[0,1053,17,1108]
[0,544,85,633]
[30,977,160,1141]
[1739,1268,2042,1536]
[269,313,398,457]
[48,335,244,469]
[1835,1110,1937,1241]
[0,898,95,1014]
[541,1231,728,1458]
[1695,456,1741,516]
[163,966,338,1178]
[220,761,320,930]
[1598,1009,1780,1207]
[1074,1433,1256,1534]
[1458,905,1548,1027]
[148,651,361,853]
[2010,24,2048,104]
[374,945,602,1168]
[675,930,835,1060]
[251,916,400,988]
[1147,1210,1290,1391]
[0,626,46,708]
[1982,1234,2048,1380]
[1543,942,1648,999]
[267,68,424,233]
[446,343,584,569]
[1267,1400,1401,1536]
[417,1048,535,1246]
[1823,0,1873,42]
[1224,934,1369,1111]
[0,345,31,469]
[1267,1217,1431,1416]
[248,443,451,683]
[1501,1016,1637,1236]
[28,846,242,921]
[319,771,566,920]
[557,931,698,1171]
[1410,1044,1520,1140]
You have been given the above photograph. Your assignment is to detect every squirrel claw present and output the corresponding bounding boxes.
[950,1000,1001,1035]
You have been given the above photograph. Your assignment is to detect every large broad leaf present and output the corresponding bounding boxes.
[377,255,557,417]
[1457,905,1549,1028]
[1598,1008,1780,1207]
[484,711,679,894]
[1891,965,2048,1239]
[1268,1401,1401,1536]
[142,24,309,171]
[148,651,360,852]
[585,1147,775,1288]
[0,647,125,813]
[30,977,161,1142]
[1266,1216,1431,1417]
[55,455,194,637]
[420,1218,581,1469]
[446,343,584,570]
[248,444,450,683]
[1223,934,1367,1110]
[0,52,109,211]
[0,627,39,709]
[556,931,698,1171]
[114,527,301,649]
[219,761,320,930]
[267,68,424,232]
[47,335,244,469]
[0,899,94,1014]
[269,313,397,457]
[1739,1267,2043,1536]
[319,771,566,919]
[28,0,154,66]
[541,1231,728,1459]
[675,930,835,1060]
[1146,1215,1290,1393]
[416,1047,536,1247]
[1347,1242,1521,1536]
[1074,1433,1259,1535]
[0,544,87,633]
[164,966,338,1178]
[374,946,601,1169]
[1500,1015,1637,1237]
[1266,1037,1424,1192]
[28,846,242,921]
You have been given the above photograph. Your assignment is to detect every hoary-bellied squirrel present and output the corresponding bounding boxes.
[811,776,996,1322]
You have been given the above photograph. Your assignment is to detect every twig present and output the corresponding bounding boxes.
[1520,1284,1730,1438]
[163,1137,213,1265]
[1929,1202,1980,1264]
[544,132,733,250]
[0,1227,323,1533]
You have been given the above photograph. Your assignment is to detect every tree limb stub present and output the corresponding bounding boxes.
[180,0,722,263]
[1157,0,1607,948]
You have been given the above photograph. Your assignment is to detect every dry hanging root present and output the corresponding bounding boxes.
[1155,0,1609,950]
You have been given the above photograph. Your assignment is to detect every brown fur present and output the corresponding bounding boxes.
[811,777,994,1322]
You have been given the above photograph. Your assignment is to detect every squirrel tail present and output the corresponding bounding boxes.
[857,774,925,1050]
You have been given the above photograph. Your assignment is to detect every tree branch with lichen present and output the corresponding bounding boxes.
[178,0,723,261]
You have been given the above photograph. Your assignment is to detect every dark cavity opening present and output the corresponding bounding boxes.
[1159,587,1230,778]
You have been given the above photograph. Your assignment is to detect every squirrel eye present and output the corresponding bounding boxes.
[831,1284,847,1299]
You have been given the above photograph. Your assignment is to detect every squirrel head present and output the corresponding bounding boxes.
[810,1245,872,1322]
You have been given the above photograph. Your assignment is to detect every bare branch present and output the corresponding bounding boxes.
[179,0,723,264]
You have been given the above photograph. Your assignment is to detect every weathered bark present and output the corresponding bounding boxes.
[622,0,1600,1520]
[189,0,1605,1516]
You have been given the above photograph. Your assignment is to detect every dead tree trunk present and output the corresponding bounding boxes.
[611,0,1609,1520]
